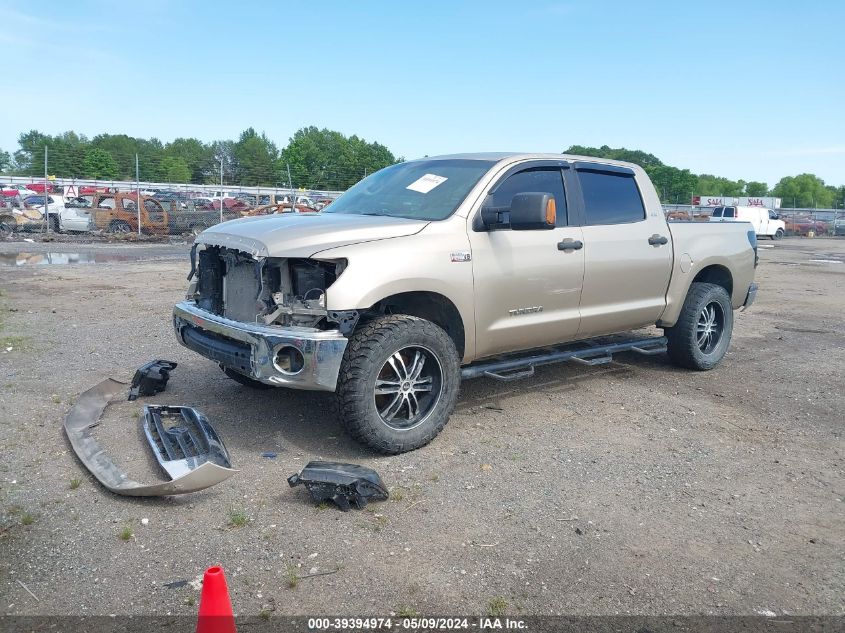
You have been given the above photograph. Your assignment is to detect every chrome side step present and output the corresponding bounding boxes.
[462,335,668,382]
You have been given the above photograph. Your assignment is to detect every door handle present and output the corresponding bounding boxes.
[648,234,668,246]
[557,239,583,251]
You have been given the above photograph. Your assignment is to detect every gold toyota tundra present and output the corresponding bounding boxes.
[174,153,758,453]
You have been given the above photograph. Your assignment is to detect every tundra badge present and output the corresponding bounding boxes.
[509,306,544,316]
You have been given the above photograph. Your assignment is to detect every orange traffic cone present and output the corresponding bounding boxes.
[196,566,237,633]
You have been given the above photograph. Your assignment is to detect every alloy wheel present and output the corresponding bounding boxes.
[696,302,724,354]
[373,346,443,430]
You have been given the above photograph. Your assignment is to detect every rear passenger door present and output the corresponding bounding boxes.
[572,164,673,338]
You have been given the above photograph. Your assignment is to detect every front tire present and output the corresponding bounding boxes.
[336,314,460,454]
[665,282,733,370]
[773,228,784,240]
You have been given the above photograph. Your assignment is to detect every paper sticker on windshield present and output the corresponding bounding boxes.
[406,174,448,194]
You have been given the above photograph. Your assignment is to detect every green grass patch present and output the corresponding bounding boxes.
[228,510,249,528]
[285,565,299,589]
[0,335,30,351]
[488,597,508,617]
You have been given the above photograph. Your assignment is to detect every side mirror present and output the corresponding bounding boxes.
[509,192,556,230]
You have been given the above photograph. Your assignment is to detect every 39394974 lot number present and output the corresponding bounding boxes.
[308,617,471,630]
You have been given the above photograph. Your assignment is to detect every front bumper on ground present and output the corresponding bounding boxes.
[173,301,348,392]
[742,282,759,310]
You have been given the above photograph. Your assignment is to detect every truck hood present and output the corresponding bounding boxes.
[196,213,429,258]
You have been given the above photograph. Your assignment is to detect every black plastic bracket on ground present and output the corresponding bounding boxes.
[461,335,668,381]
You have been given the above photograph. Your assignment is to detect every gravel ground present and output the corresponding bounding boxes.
[0,237,842,618]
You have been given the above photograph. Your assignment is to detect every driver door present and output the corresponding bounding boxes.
[468,164,584,359]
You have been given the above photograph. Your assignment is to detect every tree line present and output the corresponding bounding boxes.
[565,145,845,209]
[1,127,399,192]
[2,132,842,208]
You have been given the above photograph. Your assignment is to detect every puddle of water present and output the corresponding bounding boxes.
[807,259,843,264]
[0,252,139,266]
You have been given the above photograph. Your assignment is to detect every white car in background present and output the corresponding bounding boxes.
[709,205,786,240]
[23,194,93,232]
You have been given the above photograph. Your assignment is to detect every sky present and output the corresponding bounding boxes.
[2,0,844,187]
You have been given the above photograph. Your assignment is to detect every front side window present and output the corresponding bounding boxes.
[487,168,568,227]
[723,207,735,218]
[579,171,645,225]
[323,159,494,221]
[712,207,724,217]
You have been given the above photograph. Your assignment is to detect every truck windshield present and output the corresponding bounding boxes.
[322,159,494,221]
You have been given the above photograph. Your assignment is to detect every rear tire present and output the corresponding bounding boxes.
[335,314,461,454]
[222,366,273,390]
[665,282,733,371]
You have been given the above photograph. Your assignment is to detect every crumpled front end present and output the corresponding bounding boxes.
[173,244,355,391]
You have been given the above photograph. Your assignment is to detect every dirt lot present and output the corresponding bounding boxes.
[0,238,842,618]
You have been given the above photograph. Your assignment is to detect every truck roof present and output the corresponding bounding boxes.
[420,152,642,170]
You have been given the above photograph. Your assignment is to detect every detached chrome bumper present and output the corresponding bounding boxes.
[741,282,758,310]
[173,301,347,392]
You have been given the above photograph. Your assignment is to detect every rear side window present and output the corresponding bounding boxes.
[488,168,567,226]
[579,171,645,225]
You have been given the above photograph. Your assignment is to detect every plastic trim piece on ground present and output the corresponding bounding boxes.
[127,359,178,401]
[64,378,237,496]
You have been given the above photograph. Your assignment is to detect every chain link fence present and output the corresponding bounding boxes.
[662,204,845,237]
[3,169,844,241]
[0,177,342,240]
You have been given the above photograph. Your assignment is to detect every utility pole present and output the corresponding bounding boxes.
[136,154,142,235]
[219,159,224,224]
[44,146,49,233]
[286,163,293,203]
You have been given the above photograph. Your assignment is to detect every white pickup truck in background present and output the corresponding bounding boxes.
[709,205,785,240]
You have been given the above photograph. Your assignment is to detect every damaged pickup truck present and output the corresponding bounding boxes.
[174,153,758,454]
